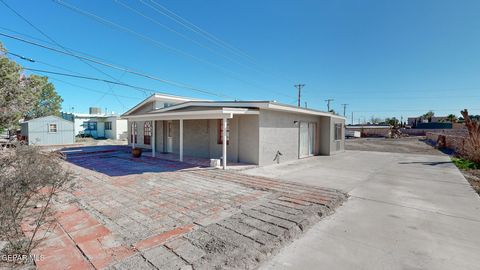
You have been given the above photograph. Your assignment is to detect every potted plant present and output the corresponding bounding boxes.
[132,147,142,158]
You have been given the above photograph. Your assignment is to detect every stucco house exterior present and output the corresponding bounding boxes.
[20,115,75,145]
[69,108,128,140]
[122,94,345,168]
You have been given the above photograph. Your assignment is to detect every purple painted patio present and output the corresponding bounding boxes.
[61,145,255,176]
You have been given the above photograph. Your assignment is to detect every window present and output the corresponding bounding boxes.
[217,119,230,144]
[83,121,97,131]
[131,122,137,143]
[144,121,152,145]
[105,121,112,130]
[334,123,343,140]
[48,123,57,133]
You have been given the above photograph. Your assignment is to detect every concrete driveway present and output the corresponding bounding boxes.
[244,150,480,270]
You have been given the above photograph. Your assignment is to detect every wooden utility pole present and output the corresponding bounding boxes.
[294,84,305,107]
[325,99,334,111]
[341,104,348,116]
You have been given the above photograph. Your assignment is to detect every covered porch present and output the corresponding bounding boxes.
[127,107,259,169]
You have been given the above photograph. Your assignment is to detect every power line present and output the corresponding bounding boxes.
[52,0,291,100]
[49,76,142,100]
[0,32,234,99]
[6,50,130,108]
[52,0,263,90]
[22,67,173,94]
[142,0,295,86]
[144,0,255,62]
[114,0,261,74]
[0,0,147,105]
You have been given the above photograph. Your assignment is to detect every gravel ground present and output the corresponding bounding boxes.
[345,137,444,155]
[461,169,480,196]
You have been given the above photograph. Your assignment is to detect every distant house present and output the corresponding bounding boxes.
[346,125,391,137]
[122,94,346,168]
[71,107,128,140]
[20,115,75,145]
[407,116,449,127]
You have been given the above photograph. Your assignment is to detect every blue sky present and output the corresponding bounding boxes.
[1,0,479,123]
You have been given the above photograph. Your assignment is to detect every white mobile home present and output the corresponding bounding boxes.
[73,108,127,140]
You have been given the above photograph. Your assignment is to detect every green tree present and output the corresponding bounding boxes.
[0,44,36,131]
[0,42,62,130]
[423,110,435,123]
[24,75,63,120]
[446,114,457,123]
[385,117,399,127]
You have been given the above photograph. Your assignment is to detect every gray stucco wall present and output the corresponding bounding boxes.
[258,110,322,166]
[24,116,74,145]
[318,116,331,155]
[330,117,346,154]
[238,115,259,164]
[127,116,259,164]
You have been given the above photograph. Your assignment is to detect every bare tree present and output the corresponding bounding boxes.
[460,110,480,164]
[0,144,73,259]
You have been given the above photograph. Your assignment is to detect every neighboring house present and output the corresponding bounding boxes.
[72,107,128,140]
[122,93,346,168]
[408,116,449,127]
[20,115,75,145]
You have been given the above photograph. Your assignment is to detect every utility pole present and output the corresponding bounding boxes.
[294,84,305,107]
[325,99,334,111]
[351,111,354,125]
[341,104,348,116]
[304,101,307,108]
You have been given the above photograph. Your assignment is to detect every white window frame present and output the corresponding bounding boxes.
[48,123,58,133]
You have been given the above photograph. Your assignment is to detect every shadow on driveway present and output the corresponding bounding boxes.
[61,145,200,176]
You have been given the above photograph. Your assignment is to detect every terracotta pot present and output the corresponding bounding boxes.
[132,147,142,158]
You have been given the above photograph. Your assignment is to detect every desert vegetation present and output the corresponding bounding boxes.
[0,144,73,266]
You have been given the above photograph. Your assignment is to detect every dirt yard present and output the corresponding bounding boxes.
[24,146,346,270]
[346,137,444,155]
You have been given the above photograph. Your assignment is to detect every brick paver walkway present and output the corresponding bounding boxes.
[24,146,346,269]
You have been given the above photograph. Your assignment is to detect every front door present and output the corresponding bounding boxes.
[163,121,173,153]
[299,122,316,158]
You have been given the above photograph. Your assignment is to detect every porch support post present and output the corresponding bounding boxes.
[179,119,184,162]
[152,120,156,157]
[131,121,135,149]
[222,117,227,170]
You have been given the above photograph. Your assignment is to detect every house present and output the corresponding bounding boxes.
[121,94,346,168]
[407,116,449,127]
[70,107,128,140]
[20,115,75,145]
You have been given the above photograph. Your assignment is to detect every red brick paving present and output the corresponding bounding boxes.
[22,146,345,269]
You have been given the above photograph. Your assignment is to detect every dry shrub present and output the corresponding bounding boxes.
[460,110,480,164]
[0,143,73,259]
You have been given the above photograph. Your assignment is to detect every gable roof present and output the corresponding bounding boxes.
[122,93,206,117]
[124,99,345,120]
